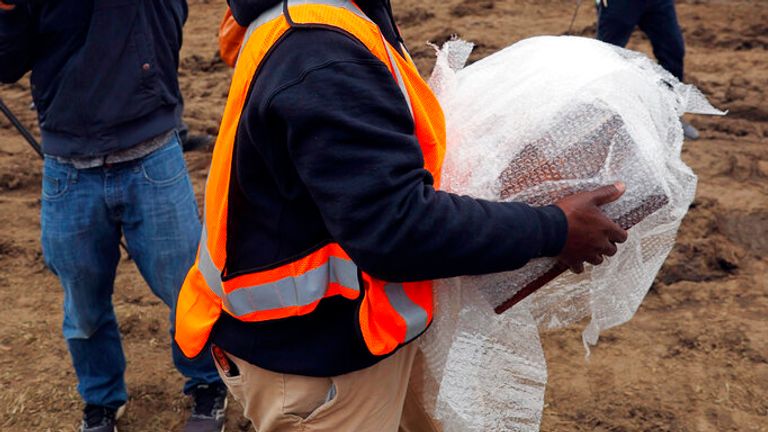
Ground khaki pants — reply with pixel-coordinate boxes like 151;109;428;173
213;343;441;432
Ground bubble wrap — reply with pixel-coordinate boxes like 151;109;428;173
418;36;724;431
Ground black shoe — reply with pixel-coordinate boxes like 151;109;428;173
184;382;228;432
81;404;124;432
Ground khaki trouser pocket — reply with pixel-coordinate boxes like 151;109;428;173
211;345;244;404
282;374;336;421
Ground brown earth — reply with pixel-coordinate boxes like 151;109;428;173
0;0;766;430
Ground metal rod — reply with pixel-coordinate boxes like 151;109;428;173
567;0;584;35
0;97;43;157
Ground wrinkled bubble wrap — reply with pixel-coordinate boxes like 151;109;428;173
418;36;724;432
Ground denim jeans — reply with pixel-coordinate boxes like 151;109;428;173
40;133;221;409
597;0;685;81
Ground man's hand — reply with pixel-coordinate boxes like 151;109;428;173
555;182;628;273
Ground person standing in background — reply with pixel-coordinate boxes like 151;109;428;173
0;1;226;431
596;0;700;140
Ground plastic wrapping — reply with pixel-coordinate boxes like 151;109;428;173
419;36;724;431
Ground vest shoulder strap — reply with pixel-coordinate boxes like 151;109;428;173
242;0;372;51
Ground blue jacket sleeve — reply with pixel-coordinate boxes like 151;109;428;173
0;4;34;83
268;56;568;282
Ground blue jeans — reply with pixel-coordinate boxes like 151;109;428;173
597;0;686;81
40;133;221;409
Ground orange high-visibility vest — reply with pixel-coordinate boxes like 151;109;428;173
175;0;446;360
218;8;246;68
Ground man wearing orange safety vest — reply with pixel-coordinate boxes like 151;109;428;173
175;0;628;430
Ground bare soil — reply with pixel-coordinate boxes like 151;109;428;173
0;0;765;430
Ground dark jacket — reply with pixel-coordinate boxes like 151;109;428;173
0;0;187;157
210;0;570;376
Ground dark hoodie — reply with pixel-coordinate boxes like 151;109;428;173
210;0;569;376
0;0;187;157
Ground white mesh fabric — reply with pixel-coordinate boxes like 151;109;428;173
419;36;724;431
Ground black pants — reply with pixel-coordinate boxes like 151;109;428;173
597;0;685;81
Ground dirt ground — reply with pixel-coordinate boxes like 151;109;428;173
0;0;766;430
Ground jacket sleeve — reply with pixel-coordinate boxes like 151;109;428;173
0;4;34;83
268;56;568;282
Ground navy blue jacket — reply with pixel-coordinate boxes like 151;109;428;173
210;0;569;376
0;0;187;157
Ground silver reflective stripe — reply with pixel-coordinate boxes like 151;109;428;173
226;257;359;317
382;38;415;117
198;227;225;300
197;226;360;317
384;283;429;342
238;1;285;60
